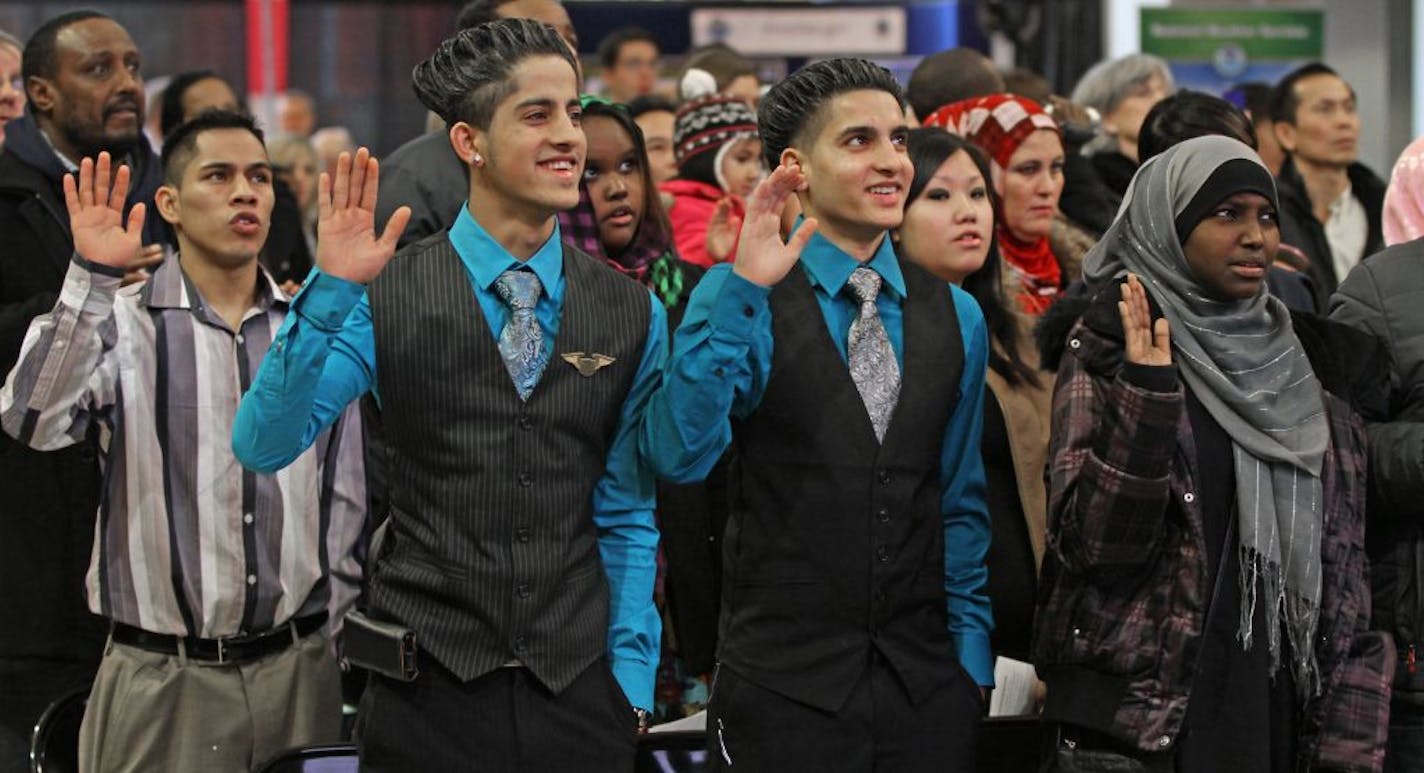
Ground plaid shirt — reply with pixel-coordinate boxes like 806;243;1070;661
1033;292;1392;770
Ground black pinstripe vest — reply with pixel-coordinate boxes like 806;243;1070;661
367;233;649;691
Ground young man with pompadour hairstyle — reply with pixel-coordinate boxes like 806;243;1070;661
640;56;993;771
233;18;664;772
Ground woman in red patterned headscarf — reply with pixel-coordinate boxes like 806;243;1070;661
924;94;1068;316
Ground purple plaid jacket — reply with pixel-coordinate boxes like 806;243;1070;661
1033;289;1393;771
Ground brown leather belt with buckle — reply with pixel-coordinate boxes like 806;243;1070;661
110;611;327;664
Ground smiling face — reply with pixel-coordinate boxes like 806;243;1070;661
582;113;646;255
996;128;1064;243
1181;191;1280;301
471;54;585;221
898;149;994;284
720;136;763;198
157;127;274;268
29;17;145;161
792;88;912;249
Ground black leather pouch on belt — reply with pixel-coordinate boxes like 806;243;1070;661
341;610;419;682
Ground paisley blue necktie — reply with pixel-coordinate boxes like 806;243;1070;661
494;269;547;400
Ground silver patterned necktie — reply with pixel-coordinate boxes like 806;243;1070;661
494;269;547;401
845;266;900;443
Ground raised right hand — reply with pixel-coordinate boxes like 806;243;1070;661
63;153;147;269
732;163;817;287
1119;273;1172;366
315;148;411;285
706;196;741;263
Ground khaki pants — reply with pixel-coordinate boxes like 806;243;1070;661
79;629;342;773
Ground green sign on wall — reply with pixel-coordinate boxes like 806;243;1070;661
1142;8;1323;59
1141;8;1324;94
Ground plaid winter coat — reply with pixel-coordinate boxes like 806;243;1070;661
1032;285;1394;771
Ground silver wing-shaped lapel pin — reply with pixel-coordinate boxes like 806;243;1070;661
561;352;617;377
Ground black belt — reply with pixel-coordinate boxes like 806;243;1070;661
111;611;327;664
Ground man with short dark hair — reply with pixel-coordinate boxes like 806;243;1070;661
641;57;992;771
598;27;658;105
234;19;662;772
374;0;580;249
0;13;167;765
0;109;368;772
628;94;677;184
1270;63;1385;304
905;47;1004;125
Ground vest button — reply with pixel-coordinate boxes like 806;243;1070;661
877;470;892;485
514;636;528;652
876;546;889;563
518;415;533;430
515;527;531;543
876;507;890;523
518;472;532;487
516;583;531;599
875;590;887;604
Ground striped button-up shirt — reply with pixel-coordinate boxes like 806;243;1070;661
0;254;367;639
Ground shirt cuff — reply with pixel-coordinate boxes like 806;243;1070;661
954;631;995;687
610;656;655;713
706;270;770;340
295;269;366;331
1120;362;1178;393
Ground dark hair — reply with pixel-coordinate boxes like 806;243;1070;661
1269;62;1347;126
160;70;230;138
412;18;578;129
1224;82;1273;126
758;57;903;170
21;10;109;82
903;127;1037;386
1138;90;1255;163
678;44;756;95
906;48;1005;121
597;27;656;70
160;109;265;186
581;100;671;252
455;0;517;31
626;93;676;120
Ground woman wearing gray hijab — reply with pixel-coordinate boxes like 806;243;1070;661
1033;135;1391;772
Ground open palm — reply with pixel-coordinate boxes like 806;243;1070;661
731;163;817;287
316;147;412;285
63;152;146;268
1119;273;1172;366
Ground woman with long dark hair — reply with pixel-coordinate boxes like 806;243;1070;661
895;127;1050;670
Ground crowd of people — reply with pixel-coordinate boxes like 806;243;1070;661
0;1;1421;771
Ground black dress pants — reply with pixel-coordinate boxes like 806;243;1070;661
355;656;637;772
707;654;982;772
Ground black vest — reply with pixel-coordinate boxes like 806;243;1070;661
367;235;649;691
721;259;964;711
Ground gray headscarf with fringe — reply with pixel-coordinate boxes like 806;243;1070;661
1084;135;1328;697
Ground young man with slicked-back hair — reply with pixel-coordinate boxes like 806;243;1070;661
641;57;992;771
375;0;580;249
233;19;663;771
1;109;369;772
